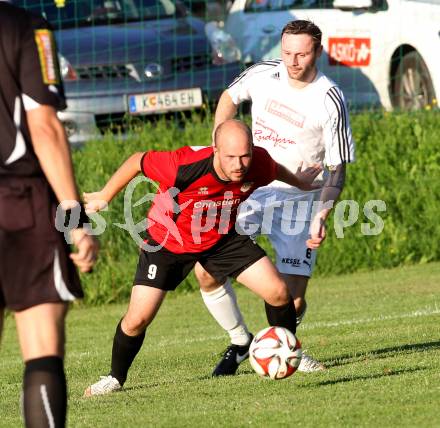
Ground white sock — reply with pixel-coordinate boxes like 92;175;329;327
200;278;250;346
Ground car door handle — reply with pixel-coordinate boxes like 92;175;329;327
262;25;276;34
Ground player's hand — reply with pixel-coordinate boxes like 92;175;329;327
69;228;99;273
294;163;322;191
306;216;326;249
83;191;108;213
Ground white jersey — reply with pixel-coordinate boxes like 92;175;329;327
228;60;355;192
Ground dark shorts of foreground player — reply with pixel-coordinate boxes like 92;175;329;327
0;176;83;311
134;231;266;290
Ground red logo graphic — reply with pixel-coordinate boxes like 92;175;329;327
254;120;296;148
328;37;371;67
265;99;305;128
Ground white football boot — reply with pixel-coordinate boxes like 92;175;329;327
84;375;122;397
297;352;326;373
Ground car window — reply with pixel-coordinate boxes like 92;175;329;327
15;0;180;28
244;0;334;12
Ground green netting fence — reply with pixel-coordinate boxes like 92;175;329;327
16;0;438;147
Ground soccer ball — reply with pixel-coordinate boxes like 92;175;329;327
249;326;302;380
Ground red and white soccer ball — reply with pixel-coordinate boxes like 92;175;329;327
249;326;302;380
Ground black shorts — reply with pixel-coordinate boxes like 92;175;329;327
133;231;266;291
0;176;83;311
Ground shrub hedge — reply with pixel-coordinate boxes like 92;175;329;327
72;111;440;304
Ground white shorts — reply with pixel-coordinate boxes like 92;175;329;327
236;187;320;277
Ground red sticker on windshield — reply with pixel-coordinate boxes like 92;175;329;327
328;38;371;67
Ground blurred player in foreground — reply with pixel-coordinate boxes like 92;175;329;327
0;2;98;426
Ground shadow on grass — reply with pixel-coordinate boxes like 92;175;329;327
324;340;440;368
121;365;427;394
122;367;265;393
113;341;439;394
299;366;427;388
122;373;216;392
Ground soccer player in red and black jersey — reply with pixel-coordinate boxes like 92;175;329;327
83;119;321;396
0;2;98;427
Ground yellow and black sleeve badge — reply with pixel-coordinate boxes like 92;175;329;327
34;29;60;85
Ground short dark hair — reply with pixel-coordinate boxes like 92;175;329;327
281;20;322;51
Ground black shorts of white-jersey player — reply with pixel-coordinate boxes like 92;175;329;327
0;4;98;428
82;119;321;395
195;20;355;375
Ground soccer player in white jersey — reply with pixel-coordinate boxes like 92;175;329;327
194;20;355;375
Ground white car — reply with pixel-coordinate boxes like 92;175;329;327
225;0;440;110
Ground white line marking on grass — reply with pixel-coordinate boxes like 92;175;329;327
153;305;440;347
301;305;440;331
71;305;440;356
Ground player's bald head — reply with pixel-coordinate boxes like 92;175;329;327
212;119;253;182
214;119;253;151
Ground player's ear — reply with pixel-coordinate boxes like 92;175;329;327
316;44;323;58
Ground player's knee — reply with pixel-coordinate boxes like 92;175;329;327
266;283;290;307
122;314;150;336
194;265;219;292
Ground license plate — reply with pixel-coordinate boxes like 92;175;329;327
128;88;202;114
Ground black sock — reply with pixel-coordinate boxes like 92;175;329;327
110;320;146;386
23;356;66;428
265;300;297;334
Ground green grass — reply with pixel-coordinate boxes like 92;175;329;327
1;263;440;427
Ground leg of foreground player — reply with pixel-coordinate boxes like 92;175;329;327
15;303;68;428
84;286;166;397
281;273;325;372
198;273;253;377
281;273;309;323
196;263;251;347
0;308;4;344
236;257;297;334
209;257;298;377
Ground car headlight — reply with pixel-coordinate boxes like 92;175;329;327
58;54;78;81
205;22;241;65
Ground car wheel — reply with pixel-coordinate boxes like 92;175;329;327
392;51;436;110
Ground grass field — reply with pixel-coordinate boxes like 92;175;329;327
1;262;439;427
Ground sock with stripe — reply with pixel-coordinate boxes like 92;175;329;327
23;356;66;428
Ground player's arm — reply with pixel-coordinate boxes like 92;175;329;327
212;90;238;143
306;164;346;250
307;86;354;249
275;163;322;191
27;104;100;271
27;105;98;272
212;64;257;141
27;105;79;207
213;91;239;138
83;152;144;212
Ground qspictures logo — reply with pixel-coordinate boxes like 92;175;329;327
265;99;305;128
55;177;387;250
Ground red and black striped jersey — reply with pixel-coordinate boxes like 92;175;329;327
141;146;278;253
